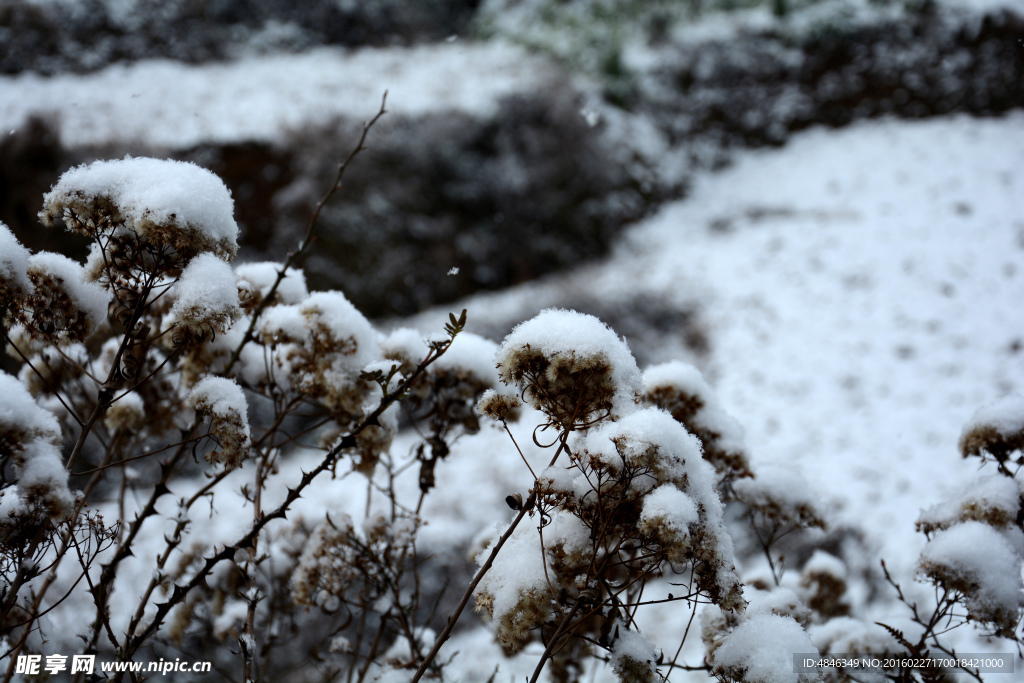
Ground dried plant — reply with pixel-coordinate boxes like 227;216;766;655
1;95;1020;683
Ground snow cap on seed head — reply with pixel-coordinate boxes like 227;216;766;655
41;156;238;261
495;309;641;428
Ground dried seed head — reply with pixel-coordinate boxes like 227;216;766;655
959;394;1024;462
642;361;752;484
478;388;522;422
610;625;659;683
733;466;827;531
41;157;239;261
18;252;109;343
168;253;242;341
189;376;251;470
918;521;1024;635
103;392;146;433
234;261;308;313
496;309;642;428
291;515;359;607
799;551;851;619
916;474;1021;535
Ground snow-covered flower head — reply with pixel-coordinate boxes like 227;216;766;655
642;361;752;484
0;222;31;309
189;376;251;470
577;407;745;610
235;261;308;312
609;625;659;683
496;309;642;429
0;372;75;524
168;253;242;341
477;387;522;422
15;252;109;343
959;394;1024;463
733;466;827;531
712;614;821;683
40;156;239;262
918;521;1024;635
257;290;382;423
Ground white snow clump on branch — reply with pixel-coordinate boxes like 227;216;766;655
496;308;642;424
918;520;1024;632
40;156;239;259
235;261;309;307
0;371;75;519
714;613;820;683
169;252;242;337
0;222;31;302
189;376;251;470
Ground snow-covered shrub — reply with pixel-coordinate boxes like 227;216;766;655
642;360;753;487
2;107;1019;683
0;108;499;679
873;395;1024;667
464;310;749;682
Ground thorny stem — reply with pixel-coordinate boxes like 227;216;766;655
222;92;388;378
66;262;163;470
528;595;588;683
85;445;191;651
114;332;455;676
2;329;83;425
410;431;574;683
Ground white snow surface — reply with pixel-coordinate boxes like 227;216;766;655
0;42;559;149
714;613;819;683
169;253;241;328
43;157;238;255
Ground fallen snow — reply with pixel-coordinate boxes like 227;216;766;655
714;613;819;683
412;112;1024;582
0;42;559;149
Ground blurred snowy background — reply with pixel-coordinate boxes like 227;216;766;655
1;0;1022;679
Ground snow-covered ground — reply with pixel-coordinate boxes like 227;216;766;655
400;111;1024;676
4;22;1022;677
96;111;1024;681
415;112;1024;574
0;42;557;149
